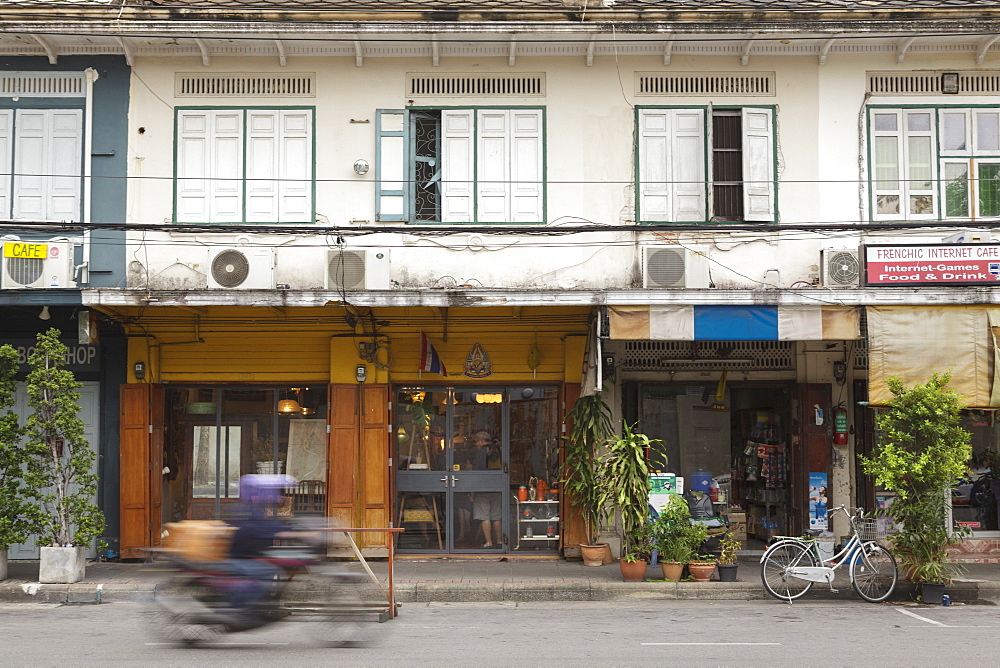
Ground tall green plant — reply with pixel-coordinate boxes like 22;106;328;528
650;494;707;564
0;344;34;551
596;421;658;559
23;329;104;547
560;393;613;545
861;372;972;584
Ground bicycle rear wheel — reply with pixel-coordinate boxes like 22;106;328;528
850;541;897;603
761;541;816;601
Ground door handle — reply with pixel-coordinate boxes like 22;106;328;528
440;477;450;488
450;475;457;487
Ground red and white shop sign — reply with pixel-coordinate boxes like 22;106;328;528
864;244;1000;286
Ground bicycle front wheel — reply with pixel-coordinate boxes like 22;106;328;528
850;541;897;603
761;541;816;601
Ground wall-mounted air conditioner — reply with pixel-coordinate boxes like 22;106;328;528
642;245;710;289
325;249;391;291
207;247;274;289
820;248;861;287
1;240;74;288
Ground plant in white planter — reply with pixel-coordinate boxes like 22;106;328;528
24;329;105;584
0;345;34;580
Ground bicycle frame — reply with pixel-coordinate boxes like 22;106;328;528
760;507;867;587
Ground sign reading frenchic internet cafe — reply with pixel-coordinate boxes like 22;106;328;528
864;244;1000;286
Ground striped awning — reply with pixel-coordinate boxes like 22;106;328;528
608;305;861;341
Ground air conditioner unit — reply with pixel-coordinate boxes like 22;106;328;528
1;240;74;288
207;247;274;289
642;245;710;289
820;248;861;287
325;249;391;291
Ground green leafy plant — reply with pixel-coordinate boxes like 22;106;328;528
0;344;35;551
861;372;972;585
596;421;659;559
560;393;614;546
650;494;708;564
716;532;742;566
23;329;105;547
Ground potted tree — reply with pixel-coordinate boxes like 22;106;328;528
715;532;742;582
861;372;972;603
24;329;105;584
560;393;614;566
0;344;34;581
595;421;659;581
650;494;708;581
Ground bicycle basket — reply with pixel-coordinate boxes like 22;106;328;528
856;517;891;542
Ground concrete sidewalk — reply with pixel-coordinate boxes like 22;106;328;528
1;557;998;605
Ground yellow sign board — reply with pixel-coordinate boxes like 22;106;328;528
3;242;48;259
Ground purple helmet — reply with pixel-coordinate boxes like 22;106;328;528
240;474;297;504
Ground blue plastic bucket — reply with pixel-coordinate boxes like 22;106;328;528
689;469;713;494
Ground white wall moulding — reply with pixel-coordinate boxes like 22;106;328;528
0;72;85;98
407;73;545;98
175;73;316;98
635;72;775;97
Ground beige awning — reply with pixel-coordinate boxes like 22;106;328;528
607;305;860;341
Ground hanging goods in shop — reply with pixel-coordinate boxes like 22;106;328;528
833;405;849;445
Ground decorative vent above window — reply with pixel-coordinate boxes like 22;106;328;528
175;73;315;97
0;72;85;98
867;71;1000;95
407;73;545;97
635;72;774;97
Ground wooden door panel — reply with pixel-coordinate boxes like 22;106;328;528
361;384;389;548
327;384;358;543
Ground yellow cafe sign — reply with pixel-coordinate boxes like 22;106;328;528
3;242;49;259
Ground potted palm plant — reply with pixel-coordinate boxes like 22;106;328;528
650;494;707;581
560;393;614;566
23;330;105;584
595;421;659;581
861;372;972;603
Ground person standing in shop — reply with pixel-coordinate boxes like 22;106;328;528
470;430;502;548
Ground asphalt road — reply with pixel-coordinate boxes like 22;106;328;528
3;599;999;666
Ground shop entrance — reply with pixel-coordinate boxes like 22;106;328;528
394;386;560;553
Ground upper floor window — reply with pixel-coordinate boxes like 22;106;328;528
175;108;313;224
637;107;775;223
870;107;1000;221
376;107;544;223
0;109;82;222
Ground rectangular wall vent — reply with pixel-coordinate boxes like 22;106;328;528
0;72;85;98
176;73;315;97
407;73;545;97
867;71;1000;95
635;72;774;97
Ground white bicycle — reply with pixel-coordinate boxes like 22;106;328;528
760;505;898;603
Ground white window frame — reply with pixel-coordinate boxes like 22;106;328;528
175;107;314;224
637;106;775;224
0;108;83;222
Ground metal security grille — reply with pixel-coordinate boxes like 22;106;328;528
0;72;85;98
407;74;545;97
636;73;774;96
412;110;441;222
176;74;315;97
712;112;743;221
868;71;1000;95
623;340;795;371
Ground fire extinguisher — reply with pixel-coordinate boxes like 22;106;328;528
833;404;849;445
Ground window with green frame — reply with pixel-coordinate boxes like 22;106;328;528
175;108;314;224
869;106;1000;221
375;107;544;223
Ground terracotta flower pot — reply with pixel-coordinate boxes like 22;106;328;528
687;561;716;582
660;561;685;581
580;543;609;567
620;558;648;582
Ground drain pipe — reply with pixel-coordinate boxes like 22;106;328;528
80;67;98;286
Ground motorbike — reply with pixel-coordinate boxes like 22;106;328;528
148;542;389;647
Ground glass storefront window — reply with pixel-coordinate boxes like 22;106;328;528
951;411;1000;533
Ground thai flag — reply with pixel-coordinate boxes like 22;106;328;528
420;331;448;376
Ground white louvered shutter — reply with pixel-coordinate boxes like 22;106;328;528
0;110;13;218
509;109;542;222
13;111;46;220
47;110;82;221
278;110;311;223
741;107;775;222
442;109;474;222
477;110;510;223
246;110;278;222
639;110;671;222
671;110;706;222
176;111;211;222
209;111;243;223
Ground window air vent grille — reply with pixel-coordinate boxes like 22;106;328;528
635;72;775;96
867;71;1000;95
176;74;315;97
407;73;545;97
622;340;795;371
0;72;85;98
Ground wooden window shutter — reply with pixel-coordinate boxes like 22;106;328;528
0;110;12;218
375;109;406;222
327;383;359;532
361;384;390;548
441;109;474;222
741;107;775;222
